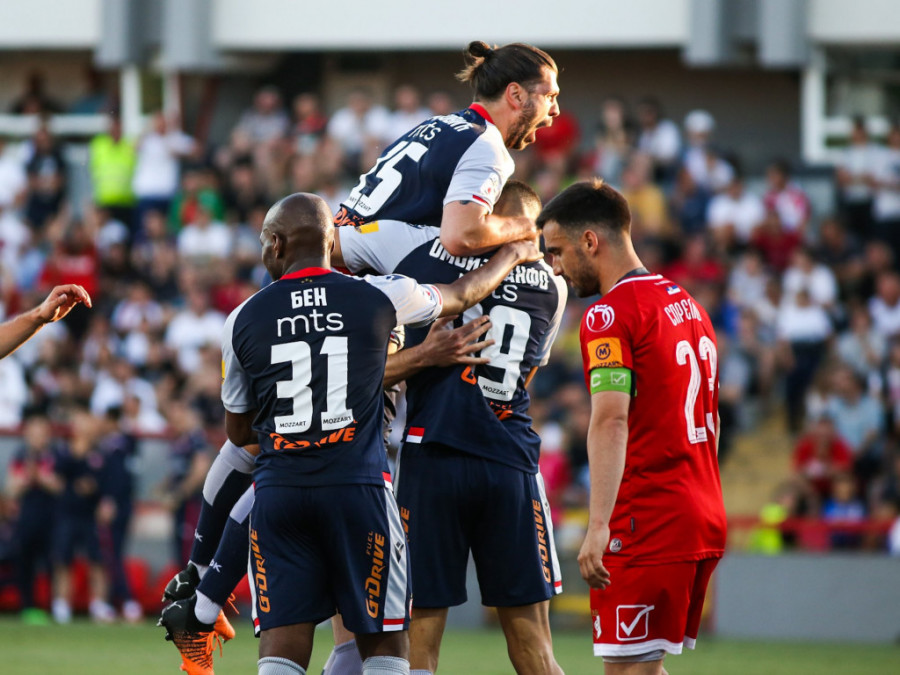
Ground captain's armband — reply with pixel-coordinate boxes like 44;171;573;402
589;367;633;395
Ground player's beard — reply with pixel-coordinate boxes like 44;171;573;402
506;98;541;151
568;252;601;298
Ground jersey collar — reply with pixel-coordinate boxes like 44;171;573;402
280;267;331;281
469;103;495;125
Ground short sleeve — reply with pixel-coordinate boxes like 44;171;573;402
338;220;438;275
443;130;513;211
363;274;442;328
580;300;635;377
221;304;255;413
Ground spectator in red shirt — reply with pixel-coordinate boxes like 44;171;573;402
533;108;580;171
793;414;853;502
39;224;100;340
764;158;812;237
663;233;726;294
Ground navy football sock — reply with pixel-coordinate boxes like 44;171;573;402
195;486;254;609
189;441;255;568
323;639;362;675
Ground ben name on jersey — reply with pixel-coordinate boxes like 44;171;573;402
428;239;551;295
276;288;344;336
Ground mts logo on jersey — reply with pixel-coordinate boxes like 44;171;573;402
587;338;623;369
616;604;655;641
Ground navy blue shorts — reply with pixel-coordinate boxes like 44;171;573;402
395;443;562;608
52;515;102;565
249;482;410;635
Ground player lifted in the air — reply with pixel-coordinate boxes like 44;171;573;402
335;181;568;674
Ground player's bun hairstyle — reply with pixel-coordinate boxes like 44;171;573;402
493;179;542;219
536;179;632;239
456;41;557;101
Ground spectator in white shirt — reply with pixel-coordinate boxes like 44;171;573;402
164;287;225;375
681;109;733;193
385;85;431;146
0;202;31;278
90;356;159;419
836;305;887;381
0;136;27;209
871;123;900;258
636;96;681;183
777;288;833;432
111;281;166;335
327;88;391;176
728;249;771;310
132;112;196;235
835;117;878;238
782;247;838;311
707;164;765;252
869;271;900;340
176;203;232;264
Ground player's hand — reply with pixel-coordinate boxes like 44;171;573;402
420;316;494;368
503;239;543;264
37;284;92;324
578;524;612;590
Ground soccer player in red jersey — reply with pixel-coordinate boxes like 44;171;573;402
538;180;727;674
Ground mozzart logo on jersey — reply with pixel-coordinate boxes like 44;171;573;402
586;304;615;332
587;338;623;369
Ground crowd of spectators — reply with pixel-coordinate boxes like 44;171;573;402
1;77;900;621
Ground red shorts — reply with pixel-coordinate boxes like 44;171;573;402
590;557;719;658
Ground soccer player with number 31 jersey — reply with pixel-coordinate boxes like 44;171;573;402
539;180;727;675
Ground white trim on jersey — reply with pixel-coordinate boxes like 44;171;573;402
535;472;563;595
443;127;514;211
362;274;442;329
594;637;685;658
684;636;697;650
607;274;664;294
533;262;568;367
339;220;439;275
381;486;409;632
221;295;256;413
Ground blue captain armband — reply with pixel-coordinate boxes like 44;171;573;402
589;367;633;395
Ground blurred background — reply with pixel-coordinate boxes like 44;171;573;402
0;0;899;651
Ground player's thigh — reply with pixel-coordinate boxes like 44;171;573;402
250;485;333;632
684;557;720;647
591;561;698;660
471;466;561;607
321;483;411;636
395;444;472;608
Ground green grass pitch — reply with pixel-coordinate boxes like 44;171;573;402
1;617;897;674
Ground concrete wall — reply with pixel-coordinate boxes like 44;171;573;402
211;0;689;51
716;554;900;643
0;0;100;49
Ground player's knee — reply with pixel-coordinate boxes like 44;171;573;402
601;650;666;675
505;632;557;675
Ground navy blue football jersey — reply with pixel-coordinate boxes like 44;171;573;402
221;267;443;488
340;221;567;473
334;105;513;229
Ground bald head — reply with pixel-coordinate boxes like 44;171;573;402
261;193;334;279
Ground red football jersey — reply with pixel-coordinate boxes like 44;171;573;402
579;273;727;566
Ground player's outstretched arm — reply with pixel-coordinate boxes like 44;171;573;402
383;315;493;387
578;390;630;590
0;284;92;360
440;201;539;257
434;239;541;316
